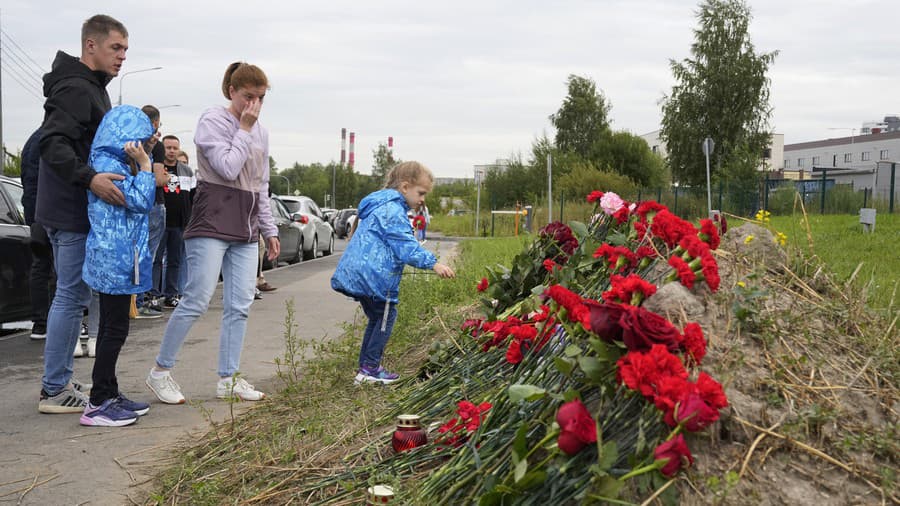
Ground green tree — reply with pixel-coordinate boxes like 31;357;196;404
371;142;399;183
549;75;611;160
596;131;668;187
2;147;21;177
659;0;777;186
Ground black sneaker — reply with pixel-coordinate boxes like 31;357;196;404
30;324;47;340
146;298;163;312
163;296;180;309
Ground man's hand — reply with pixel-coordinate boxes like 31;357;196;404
433;263;455;278
90;173;126;206
266;236;280;261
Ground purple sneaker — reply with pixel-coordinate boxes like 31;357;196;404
354;365;400;385
80;398;138;427
115;394;150;416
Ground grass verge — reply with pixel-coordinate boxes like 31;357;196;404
145;236;528;505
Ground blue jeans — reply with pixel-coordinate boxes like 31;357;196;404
156;237;257;377
153;226;184;299
357;296;398;370
42;228;92;395
141;204;166;304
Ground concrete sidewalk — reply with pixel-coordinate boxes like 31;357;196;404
0;236;457;505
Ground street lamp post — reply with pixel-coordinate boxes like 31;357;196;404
274;175;290;196
117;66;163;105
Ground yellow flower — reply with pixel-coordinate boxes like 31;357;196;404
775;231;787;246
744;234;755;244
737;281;746;288
754;210;771;223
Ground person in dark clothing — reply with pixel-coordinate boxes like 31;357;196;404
36;14;133;417
135;105;167;318
152;135;193;308
20;128;57;340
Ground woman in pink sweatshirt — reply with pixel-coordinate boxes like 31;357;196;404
146;62;280;404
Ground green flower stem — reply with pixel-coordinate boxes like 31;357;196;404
616;460;664;481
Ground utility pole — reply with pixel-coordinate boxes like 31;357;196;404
547;154;552;223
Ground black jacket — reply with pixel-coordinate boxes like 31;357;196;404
36;51;112;233
20;127;42;225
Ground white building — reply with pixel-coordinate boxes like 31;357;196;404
783;131;900;192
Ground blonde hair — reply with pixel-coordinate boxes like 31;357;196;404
384;161;433;190
221;62;269;100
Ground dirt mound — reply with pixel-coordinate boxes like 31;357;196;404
673;224;898;505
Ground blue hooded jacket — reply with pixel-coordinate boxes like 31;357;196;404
82;105;156;295
331;188;437;303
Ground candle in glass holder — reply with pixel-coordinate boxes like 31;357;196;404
391;414;427;452
366;484;394;504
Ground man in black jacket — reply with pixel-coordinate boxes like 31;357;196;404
36;14;131;414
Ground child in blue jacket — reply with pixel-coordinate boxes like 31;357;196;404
331;161;455;384
80;105;156;426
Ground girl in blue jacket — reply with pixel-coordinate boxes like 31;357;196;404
331;161;455;384
80;105;156;426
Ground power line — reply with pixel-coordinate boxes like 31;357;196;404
1;41;44;82
0;28;46;75
1;46;43;87
0;61;43;101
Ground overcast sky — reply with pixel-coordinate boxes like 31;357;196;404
1;0;897;179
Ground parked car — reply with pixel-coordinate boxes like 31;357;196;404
275;195;335;261
321;207;337;224
264;196;304;268
333;208;357;238
0;176;31;324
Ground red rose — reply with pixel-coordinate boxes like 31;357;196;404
477;277;489;292
556;399;597;455
654;434;694;477
585;300;627;343
543;258;558;272
619;305;682;353
673;392;720;431
680;322;706;365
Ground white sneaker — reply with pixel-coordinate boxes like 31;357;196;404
73;341;84;358
146;369;186;404
216;377;266;401
86;337;97;358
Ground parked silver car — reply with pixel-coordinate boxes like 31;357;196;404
275;195;335;261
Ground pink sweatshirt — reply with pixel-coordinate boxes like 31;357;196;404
184;106;278;242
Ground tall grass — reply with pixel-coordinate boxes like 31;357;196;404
768;212;900;311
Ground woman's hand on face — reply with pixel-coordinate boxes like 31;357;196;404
240;98;261;132
124;141;151;170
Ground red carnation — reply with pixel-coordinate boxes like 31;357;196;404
586;190;605;203
505;339;524;364
695;372;728;410
543;258;558;272
650;210;698;248
555;399;597;455
654;434;694;477
412;214;426;230
681;322;706;365
699;218;720;250
668;255;696;289
477;277;489;292
700;253;720;292
635;201;667;221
